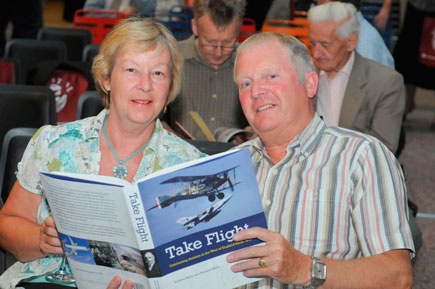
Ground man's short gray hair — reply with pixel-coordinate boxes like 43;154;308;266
194;0;246;27
235;32;316;85
308;2;359;39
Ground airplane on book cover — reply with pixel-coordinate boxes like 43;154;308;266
148;166;239;210
177;195;233;229
64;235;90;256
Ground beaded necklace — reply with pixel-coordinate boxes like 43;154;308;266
103;116;151;179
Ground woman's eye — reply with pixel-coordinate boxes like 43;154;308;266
126;68;135;73
269;74;277;79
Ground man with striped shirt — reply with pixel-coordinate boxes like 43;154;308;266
227;32;414;289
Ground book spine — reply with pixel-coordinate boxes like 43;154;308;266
124;186;155;251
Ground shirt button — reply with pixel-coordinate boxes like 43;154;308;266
210;117;216;122
212;93;217;99
264;199;271;207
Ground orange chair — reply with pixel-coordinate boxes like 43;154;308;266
73;9;127;44
261;19;311;54
238;18;256;43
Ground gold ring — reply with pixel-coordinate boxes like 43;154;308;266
258;258;266;267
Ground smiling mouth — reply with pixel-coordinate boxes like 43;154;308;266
133;100;151;104
257;104;277;112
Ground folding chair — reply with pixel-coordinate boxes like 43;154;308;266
75;90;104;120
0;84;56;160
239;18;256;43
0;127;37;204
0;127;36;275
261;19;311;53
0;58;20;84
82;43;100;63
141;12;193;41
37;27;92;61
73;9;127;44
4;39;67;84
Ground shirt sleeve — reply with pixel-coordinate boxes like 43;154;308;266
350;139;415;257
16;125;52;195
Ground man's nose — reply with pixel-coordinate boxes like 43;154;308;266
251;81;265;98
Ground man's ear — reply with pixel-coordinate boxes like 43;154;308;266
305;71;319;99
191;18;198;36
346;34;358;52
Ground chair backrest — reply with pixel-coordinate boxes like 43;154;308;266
82;43;100;63
141;12;193;41
76;90;104;120
239;18;257;43
186;140;235;155
0;127;37;204
4;39;67;84
37;27;92;61
0;84;56;159
73;9;127;44
0;58;20;84
0;127;36;275
261;19;311;53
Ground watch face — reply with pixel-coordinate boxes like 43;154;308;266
313;261;327;279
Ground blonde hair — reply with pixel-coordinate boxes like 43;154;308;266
92;17;183;108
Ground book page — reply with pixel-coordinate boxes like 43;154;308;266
41;173;151;289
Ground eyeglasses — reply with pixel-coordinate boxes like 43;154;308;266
200;43;236;52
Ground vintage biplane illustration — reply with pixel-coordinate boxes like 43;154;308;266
177;195;233;229
148;166;239;210
64;235;90;256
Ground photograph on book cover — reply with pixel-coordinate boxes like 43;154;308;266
138;149;266;276
59;232;147;276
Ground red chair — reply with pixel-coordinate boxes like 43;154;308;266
73;9;127;45
261;19;311;54
238;18;256;43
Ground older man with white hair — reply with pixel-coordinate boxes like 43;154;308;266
308;2;405;155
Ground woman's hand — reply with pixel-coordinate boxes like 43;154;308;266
107;276;134;289
39;216;63;256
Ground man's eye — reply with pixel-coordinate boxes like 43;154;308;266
240;81;251;89
126;68;135;72
269;74;277;79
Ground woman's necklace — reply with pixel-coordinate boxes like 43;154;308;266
103;116;151;179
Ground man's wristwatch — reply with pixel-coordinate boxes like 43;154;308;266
303;257;327;289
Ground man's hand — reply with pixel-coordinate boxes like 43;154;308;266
39;216;63;256
107;276;134;289
226;227;312;286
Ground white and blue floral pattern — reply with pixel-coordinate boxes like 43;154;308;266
0;110;205;288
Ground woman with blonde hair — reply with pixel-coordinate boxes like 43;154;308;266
0;18;204;289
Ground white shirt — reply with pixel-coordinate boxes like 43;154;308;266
316;51;355;126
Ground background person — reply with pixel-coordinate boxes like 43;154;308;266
166;0;248;141
308;1;405;154
0;18;204;289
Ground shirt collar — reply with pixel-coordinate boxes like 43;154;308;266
249;113;326;162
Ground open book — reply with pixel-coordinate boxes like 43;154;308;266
40;148;267;289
